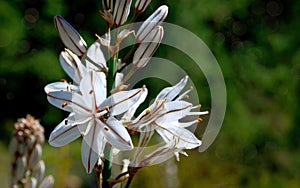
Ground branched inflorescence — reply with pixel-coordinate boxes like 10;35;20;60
44;0;208;187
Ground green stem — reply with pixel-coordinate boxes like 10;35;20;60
102;145;113;188
102;30;119;187
107;51;119;95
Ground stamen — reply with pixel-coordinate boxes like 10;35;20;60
175;86;193;101
191;104;202;110
198;118;203;123
80;131;85;136
145;109;151;114
104;126;110;131
89;90;94;94
105;106;110;111
62;102;68;108
187;111;209;116
60;78;67;82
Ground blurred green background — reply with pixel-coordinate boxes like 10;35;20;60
1;0;299;187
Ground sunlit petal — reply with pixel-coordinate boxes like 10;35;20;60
98;117;133;150
156;124;201;149
49;114;82;147
44;81;79;93
60;49;86;83
156;101;192;124
85;41;108;72
81;138;100;173
47;91;73;112
156;76;188;101
101;88;146;115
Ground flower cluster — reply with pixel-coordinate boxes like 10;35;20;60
44;0;208;186
9;115;54;188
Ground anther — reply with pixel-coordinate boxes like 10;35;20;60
198;118;203;123
145;109;151;114
105;106;109;111
80;131;85;136
104;126;109;131
64;119;68;125
89;90;94;94
60;78;67;82
62;102;68;108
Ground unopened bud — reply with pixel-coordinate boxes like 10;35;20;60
39;175;55;188
32;160;45;183
135;0;152;13
113;0;132;26
59;49;84;83
136;5;168;42
15;156;26;182
102;0;113;11
133;26;164;68
54;15;87;56
26;177;37;188
29;144;42;170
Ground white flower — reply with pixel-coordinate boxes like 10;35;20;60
46;70;147;173
128;76;208;153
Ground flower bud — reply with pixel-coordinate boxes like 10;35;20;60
113;0;132;26
59;49;85;83
102;0;113;11
133;26;164;68
54;15;87;56
135;0;152;13
39;175;55;188
136;5;168;42
32;160;45;183
26;177;37;188
29;144;42;170
15;156;26;181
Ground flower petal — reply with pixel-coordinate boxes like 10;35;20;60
47;91;73;112
101;88;146;115
44;81;79;93
81;120;105;173
60;49;86;83
85;41;108;72
98;117;133;150
54;15;87;56
122;87;148;121
156;124;201;149
80;71;107;107
156;101;192;124
156;76;188;101
49;114;82;147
